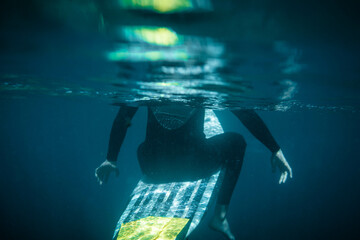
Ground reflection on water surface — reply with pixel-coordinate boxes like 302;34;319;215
0;0;359;111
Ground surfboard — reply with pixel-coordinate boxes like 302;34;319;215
112;109;224;240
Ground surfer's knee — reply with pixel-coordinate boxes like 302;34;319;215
224;132;246;150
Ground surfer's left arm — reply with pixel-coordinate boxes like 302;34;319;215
231;109;293;183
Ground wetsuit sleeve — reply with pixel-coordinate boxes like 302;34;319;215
231;110;280;153
106;106;138;162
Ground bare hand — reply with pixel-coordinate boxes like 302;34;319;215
95;160;119;185
271;149;293;184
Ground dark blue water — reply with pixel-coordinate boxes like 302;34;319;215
1;97;359;239
1;1;360;239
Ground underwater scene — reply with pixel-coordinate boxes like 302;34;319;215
0;0;359;239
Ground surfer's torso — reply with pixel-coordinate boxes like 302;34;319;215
146;105;205;143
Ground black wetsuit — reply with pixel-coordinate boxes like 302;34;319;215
107;106;279;205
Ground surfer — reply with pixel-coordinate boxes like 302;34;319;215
95;105;292;240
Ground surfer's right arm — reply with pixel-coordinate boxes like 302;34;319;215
95;106;138;185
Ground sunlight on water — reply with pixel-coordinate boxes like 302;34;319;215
121;26;182;46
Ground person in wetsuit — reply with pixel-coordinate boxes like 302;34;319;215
95;105;292;240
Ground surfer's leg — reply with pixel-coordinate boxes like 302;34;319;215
217;136;245;205
207;132;246;240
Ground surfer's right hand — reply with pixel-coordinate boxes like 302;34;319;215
95;160;119;185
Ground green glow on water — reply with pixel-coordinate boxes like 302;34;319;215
107;49;189;61
122;26;182;46
119;0;193;13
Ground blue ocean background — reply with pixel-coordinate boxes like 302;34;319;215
1;1;360;239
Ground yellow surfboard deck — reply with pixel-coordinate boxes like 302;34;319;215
117;216;189;240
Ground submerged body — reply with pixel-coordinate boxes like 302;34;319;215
96;104;292;239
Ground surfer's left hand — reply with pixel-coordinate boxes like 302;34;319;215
95;160;119;185
271;149;293;184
